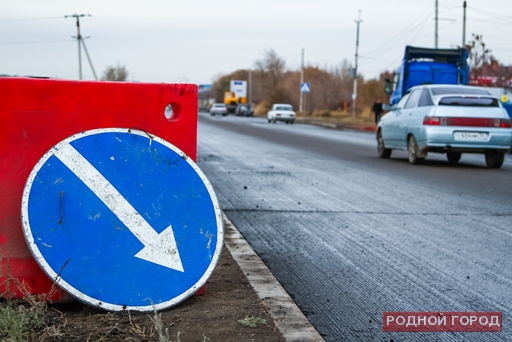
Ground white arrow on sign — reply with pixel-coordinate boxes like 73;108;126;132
53;143;184;272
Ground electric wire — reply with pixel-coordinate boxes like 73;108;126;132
361;9;433;58
0;16;63;23
467;6;512;22
0;39;74;45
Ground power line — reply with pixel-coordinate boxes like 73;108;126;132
466;15;512;25
467;6;512;22
408;12;434;46
0;16;63;23
0;39;73;45
358;55;396;62
359;19;456;75
361;9;433;58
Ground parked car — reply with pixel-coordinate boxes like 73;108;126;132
210;103;228;116
377;84;512;168
267;104;295;124
235;104;254;116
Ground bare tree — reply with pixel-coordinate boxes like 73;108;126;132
101;64;129;81
254;49;287;104
466;34;491;75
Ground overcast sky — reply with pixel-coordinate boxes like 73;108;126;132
2;0;511;84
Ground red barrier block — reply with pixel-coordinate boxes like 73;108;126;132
0;77;197;300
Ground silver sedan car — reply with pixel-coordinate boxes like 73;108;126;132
377;85;512;168
209;103;228;116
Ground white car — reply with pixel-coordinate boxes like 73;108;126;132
377;84;512;168
210;103;228;116
267;104;296;124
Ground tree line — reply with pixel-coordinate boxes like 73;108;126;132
210;35;511;116
210;49;389;116
100;35;509;114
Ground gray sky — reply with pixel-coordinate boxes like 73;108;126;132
2;0;511;84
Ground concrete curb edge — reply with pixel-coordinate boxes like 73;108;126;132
223;213;324;342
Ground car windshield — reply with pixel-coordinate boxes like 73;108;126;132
213;104;224;107
430;87;490;96
276;106;292;111
438;97;500;107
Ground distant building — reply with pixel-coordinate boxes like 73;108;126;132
469;59;512;88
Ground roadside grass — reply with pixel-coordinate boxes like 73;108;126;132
0;281;203;342
0;255;68;341
294;109;377;130
0;279;52;342
304;108;375;122
255;107;377;129
0;299;46;341
151;310;173;342
238;315;267;328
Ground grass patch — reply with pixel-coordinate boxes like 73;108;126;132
238;315;267;328
0;261;62;341
0;300;45;341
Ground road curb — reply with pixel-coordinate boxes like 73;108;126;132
223;214;324;342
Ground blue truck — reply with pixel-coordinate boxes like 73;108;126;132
385;46;470;105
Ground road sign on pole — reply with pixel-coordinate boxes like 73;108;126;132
300;82;311;93
21;128;223;311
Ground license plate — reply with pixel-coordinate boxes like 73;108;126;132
453;132;489;141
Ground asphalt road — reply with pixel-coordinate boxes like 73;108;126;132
196;112;512;341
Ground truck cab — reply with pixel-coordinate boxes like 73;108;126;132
224;91;246;114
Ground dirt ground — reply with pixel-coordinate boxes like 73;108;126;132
26;246;286;342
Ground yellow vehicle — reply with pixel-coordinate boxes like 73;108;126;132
224;91;247;113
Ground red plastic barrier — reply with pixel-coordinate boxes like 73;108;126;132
0;77;198;300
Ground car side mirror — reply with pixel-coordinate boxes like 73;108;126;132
382;104;393;111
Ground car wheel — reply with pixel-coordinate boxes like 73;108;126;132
272;118;277;124
485;151;505;168
290;120;295;124
407;135;424;165
268;118;271;123
446;152;461;163
210;113;215;116
377;130;392;159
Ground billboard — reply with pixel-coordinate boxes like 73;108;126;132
230;80;247;98
198;84;212;93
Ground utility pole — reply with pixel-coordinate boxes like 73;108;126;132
462;1;467;47
352;10;362;117
435;0;439;48
299;48;304;113
65;14;97;80
248;69;253;106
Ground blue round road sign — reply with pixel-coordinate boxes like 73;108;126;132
21;128;223;311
